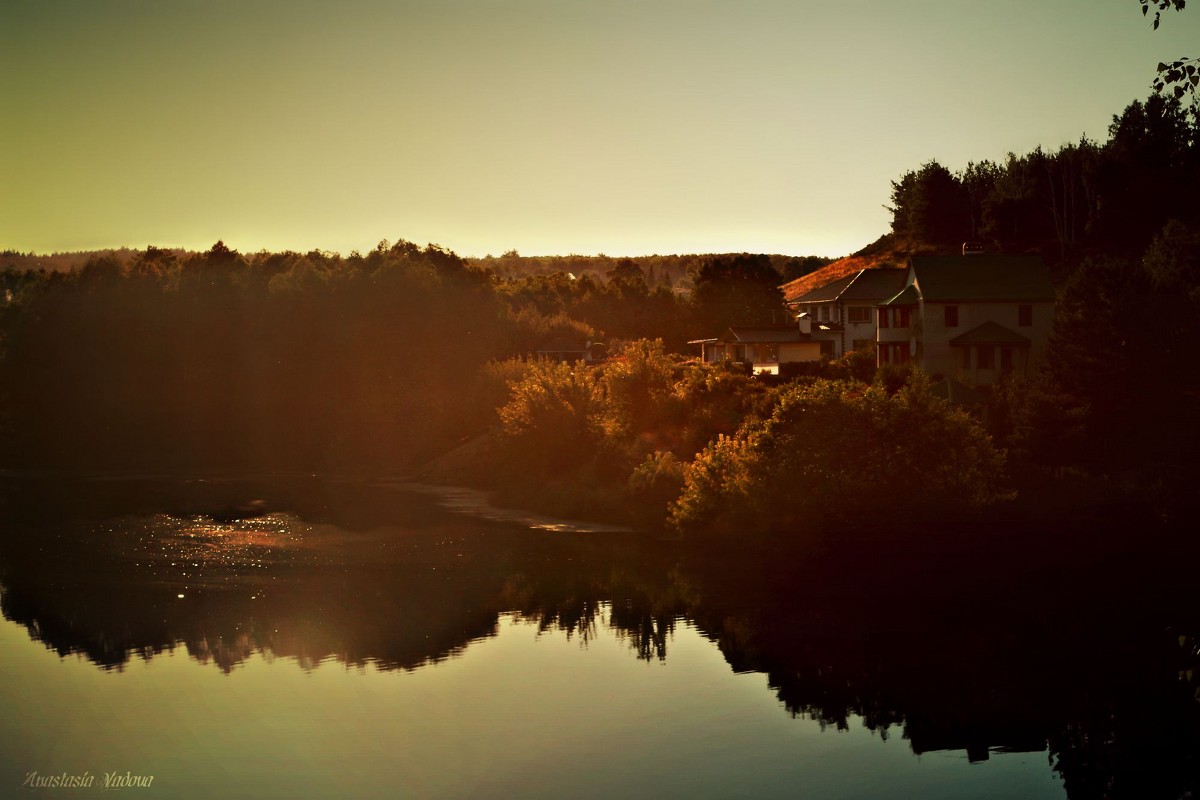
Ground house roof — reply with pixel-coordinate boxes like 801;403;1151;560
723;326;815;344
909;255;1055;302
949;321;1031;346
788;268;908;305
881;284;920;306
931;378;989;405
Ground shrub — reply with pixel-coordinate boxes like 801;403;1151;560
496;360;604;475
671;376;1008;541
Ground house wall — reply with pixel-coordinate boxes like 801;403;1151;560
842;304;877;354
920;300;1054;381
779;342;822;363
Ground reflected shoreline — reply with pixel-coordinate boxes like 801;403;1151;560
2;475;1199;798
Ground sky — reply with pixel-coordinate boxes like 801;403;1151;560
2;0;1197;259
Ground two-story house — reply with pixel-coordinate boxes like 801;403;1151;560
876;254;1055;385
785;269;908;358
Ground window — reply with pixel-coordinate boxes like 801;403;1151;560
761;343;779;363
819;340;835;357
848;306;872;324
1000;346;1013;372
1018;304;1033;327
944;305;959;328
878;307;889;328
896;344;910;364
978;345;994;369
818;305;827;321
895;307;911;328
879;346;890;365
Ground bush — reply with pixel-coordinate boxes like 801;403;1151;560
496;361;604;475
671;376;1008;541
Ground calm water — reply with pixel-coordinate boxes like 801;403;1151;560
1;477;1196;799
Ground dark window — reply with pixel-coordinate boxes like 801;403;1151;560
896;307;911;328
978;345;994;369
1018;304;1032;327
1000;346;1013;371
848;306;872;324
819;340;835;357
897;344;910;364
878;307;889;328
879;345;890;364
945;305;959;328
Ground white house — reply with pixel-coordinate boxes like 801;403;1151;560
877;254;1055;385
784;269;908;358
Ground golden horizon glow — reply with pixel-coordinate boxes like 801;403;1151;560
3;0;1198;259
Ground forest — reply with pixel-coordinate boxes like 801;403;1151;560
1;91;1198;542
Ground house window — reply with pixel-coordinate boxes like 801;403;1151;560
945;305;959;328
896;344;910;364
978;345;994;369
1000;346;1013;372
761;344;779;363
848;306;871;324
1018;304;1033;327
819;340;835;357
878;307;889;328
895;307;911;328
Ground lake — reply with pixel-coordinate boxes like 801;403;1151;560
1;476;1196;799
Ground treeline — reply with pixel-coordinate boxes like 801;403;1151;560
465;251;832;285
889;94;1198;266
0;242;816;475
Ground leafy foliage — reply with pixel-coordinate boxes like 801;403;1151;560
671;377;1008;539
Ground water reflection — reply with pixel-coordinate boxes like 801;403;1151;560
1;476;1199;798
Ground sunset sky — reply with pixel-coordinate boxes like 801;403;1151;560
3;0;1196;258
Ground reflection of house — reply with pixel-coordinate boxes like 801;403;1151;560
689;326;822;375
877;254;1055;385
784;269;907;358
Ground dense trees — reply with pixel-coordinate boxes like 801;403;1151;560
671;378;1007;539
886;94;1199;264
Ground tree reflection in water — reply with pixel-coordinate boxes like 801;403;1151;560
1;475;1198;798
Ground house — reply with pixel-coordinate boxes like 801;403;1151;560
689;325;822;375
877;254;1055;385
535;337;605;363
784;269;908;358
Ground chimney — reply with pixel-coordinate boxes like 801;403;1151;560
796;313;812;335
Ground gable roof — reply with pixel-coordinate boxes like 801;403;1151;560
724;326;814;344
787;268;908;305
909;255;1055;303
949;321;1031;346
881;284;920;306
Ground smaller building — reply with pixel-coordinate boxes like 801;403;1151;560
689;326;822;375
